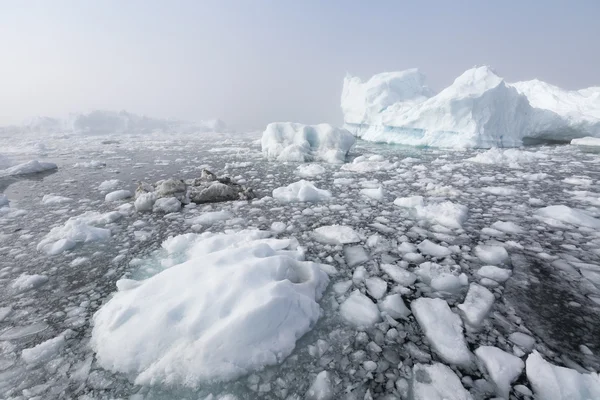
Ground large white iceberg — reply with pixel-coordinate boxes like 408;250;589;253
91;230;330;386
261;122;355;163
342;66;600;148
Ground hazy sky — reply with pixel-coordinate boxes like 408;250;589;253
1;0;599;129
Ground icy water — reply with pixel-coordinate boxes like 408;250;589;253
1;132;599;399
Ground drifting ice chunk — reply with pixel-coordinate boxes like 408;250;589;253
105;190;133;202
37;211;120;254
458;284;495;328
296;164;326;177
305;371;334;400
476;265;512;283
98;179;122;192
340;155;397;172
12;274;49;292
418;239;452;258
92;230;330;386
22;332;67;365
508;332;535;351
365;277;387;299
360;186;385;201
481;186;518;196
474;245;509;265
526;350;600;400
153;197;181;213
491;221;524;234
411;297;472;367
187;211;233;226
339;290;381;327
415;201;469;229
572;137;600;147
411;363;473;400
381;263;417;286
378;293;411;319
475;346;524;399
344;246;369;267
261;122;355;163
313;225;360;245
467;148;548;167
393;195;424;208
134;192;156;211
41;194;72;205
535;205;600;229
0;160;57;176
273;180;332;202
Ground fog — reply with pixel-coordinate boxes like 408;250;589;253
1;0;599;130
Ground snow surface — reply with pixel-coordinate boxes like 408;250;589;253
261;122;355;163
342;66;600;148
92;230;330;386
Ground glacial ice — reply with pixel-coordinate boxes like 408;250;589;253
0;160;57;177
411;363;473;400
261;122;355;163
342;66;600;148
474;346;524;398
273;180;332;203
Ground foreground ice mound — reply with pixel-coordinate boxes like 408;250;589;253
91;230;330;386
572;137;600;147
261;122;355;163
342;66;600;147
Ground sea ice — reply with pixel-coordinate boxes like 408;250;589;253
296;164;326;177
535;205;600;229
0;160;57;176
526;351;600;400
37;211;121;255
474;346;524;398
272;180;332;203
476;265;512;283
105;189;133;202
313;225;360;245
474;245;509;265
152;197;182;213
572;137;600;147
411;363;473;400
378;293;411;319
41;194;72;205
417;239;452;258
411;297;472;366
92;230;330;386
458;283;495;328
339;290;381;327
11;274;49;292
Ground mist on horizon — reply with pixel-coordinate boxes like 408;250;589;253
1;0;599;131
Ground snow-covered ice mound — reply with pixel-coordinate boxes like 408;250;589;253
342;66;600;148
261;122;355;163
91;230;330;386
0;160;57;177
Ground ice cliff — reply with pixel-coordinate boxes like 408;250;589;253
342;66;600;148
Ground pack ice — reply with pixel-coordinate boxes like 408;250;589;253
342;65;600;147
91;230;330;386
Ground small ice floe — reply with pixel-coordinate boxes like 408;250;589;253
273;180;331;202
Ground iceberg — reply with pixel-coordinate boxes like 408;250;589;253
342;66;600;148
261;122;355;163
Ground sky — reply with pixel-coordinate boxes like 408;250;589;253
1;0;599;130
